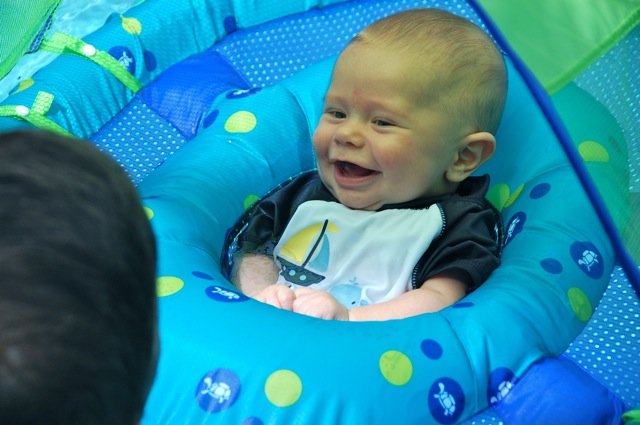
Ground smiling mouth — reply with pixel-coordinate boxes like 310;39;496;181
336;161;377;178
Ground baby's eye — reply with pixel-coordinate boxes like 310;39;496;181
374;119;393;127
331;111;346;119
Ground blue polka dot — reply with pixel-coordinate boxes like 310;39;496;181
421;339;443;360
487;368;517;405
504;211;526;246
143;50;157;71
223;16;238;33
452;302;474;309
193;271;215;280
226;87;262;99
205;285;249;302
570;241;604;279
530;183;550;199
195;368;241;413
428;378;465;423
540;258;563;274
241;418;264;425
108;46;136;74
203;109;219;128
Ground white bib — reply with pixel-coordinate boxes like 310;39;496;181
273;200;443;308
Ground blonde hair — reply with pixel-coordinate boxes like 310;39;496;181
350;8;508;134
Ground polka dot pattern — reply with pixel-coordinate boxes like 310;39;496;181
379;350;413;386
156;276;184;297
11;78;34;94
578;140;609;162
568;287;594;322
540;258;563;274
120;15;142;35
486;183;510;211
421;339;443;360
487;368;517;406
108;45;136;74
428;378;465;423
530;182;550;199
214;0;490;88
143;206;154;220
566;266;640;408
223;16;238;33
264;370;302;407
224;110;257;133
195;369;241;413
90;98;187;184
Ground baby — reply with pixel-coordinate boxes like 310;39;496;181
225;8;507;321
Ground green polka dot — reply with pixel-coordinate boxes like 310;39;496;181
504;183;524;208
578;140;609;162
568;287;593;321
379;350;412;386
265;370;302;407
12;78;34;94
156;276;184;297
144;206;154;220
243;194;260;210
487;183;510;212
224;111;257;133
121;15;142;34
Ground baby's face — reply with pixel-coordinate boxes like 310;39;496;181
312;42;466;210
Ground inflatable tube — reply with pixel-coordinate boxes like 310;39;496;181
132;3;622;424
0;0;631;423
136;57;618;425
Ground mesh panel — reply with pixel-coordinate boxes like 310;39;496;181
90;98;187;184
28;9;57;52
574;26;640;192
565;265;640;407
214;0;490;88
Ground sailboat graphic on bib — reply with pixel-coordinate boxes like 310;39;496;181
276;219;339;286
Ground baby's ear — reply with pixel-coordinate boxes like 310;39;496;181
445;132;496;183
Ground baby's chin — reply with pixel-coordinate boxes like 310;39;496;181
333;193;384;211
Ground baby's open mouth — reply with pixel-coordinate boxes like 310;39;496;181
336;161;377;178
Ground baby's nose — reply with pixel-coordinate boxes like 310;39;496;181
334;121;365;147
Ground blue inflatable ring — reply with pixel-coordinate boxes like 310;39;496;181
0;0;628;423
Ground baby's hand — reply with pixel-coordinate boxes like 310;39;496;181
292;287;349;321
254;284;296;311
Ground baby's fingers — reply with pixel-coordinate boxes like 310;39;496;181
275;286;295;311
293;288;349;321
256;284;295;311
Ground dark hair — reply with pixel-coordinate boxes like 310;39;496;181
0;130;157;425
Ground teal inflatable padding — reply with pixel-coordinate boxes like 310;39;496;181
0;0;347;137
137;48;614;424
552;82;631;235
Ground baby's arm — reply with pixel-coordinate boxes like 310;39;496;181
348;275;466;321
293;274;466;321
231;254;295;310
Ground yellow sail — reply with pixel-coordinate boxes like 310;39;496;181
280;222;338;264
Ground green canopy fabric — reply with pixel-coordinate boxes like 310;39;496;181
478;0;640;93
0;0;61;80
